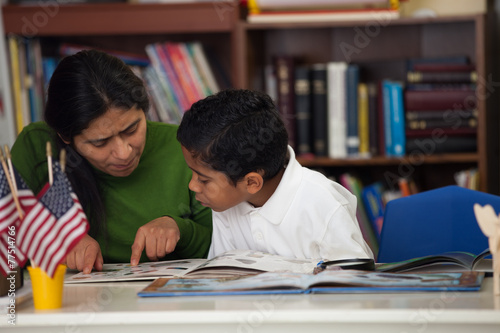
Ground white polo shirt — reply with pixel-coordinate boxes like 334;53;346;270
208;146;374;261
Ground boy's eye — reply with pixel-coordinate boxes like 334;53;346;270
198;178;209;184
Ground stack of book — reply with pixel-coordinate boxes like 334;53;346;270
404;57;478;154
145;41;221;124
247;0;400;23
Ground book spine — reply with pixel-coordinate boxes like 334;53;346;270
406;109;477;121
405;127;477;137
188;42;220;94
406;118;477;130
165;42;202;106
406;136;477;154
407;71;477;84
274;55;296;150
382;80;393;157
389;81;405;157
145;44;182;121
8;36;25;134
294;65;313;157
367;82;379;156
326;62;347;159
177;42;210;98
404;89;476;111
154;43;191;113
345;64;359;157
361;182;385;238
310;64;328;157
357;82;370;157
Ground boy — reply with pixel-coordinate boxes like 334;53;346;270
177;89;373;261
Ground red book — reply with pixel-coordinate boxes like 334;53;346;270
274;55;296;150
405;127;477;138
404;89;476;111
412;63;476;72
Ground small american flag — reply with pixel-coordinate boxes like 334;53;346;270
17;161;89;277
0;166;36;276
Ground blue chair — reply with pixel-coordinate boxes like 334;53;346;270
377;185;500;263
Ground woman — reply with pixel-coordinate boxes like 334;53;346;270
11;50;212;274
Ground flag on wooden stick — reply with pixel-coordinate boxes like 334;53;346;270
17;161;89;277
0;158;36;276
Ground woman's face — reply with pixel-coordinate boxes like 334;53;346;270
71;106;147;177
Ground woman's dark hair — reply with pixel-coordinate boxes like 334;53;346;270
44;49;150;236
177;89;288;185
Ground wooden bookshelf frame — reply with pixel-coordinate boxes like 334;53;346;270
2;5;497;193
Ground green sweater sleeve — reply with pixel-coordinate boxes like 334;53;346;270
170;189;212;258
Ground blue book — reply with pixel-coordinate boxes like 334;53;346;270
345;64;359;156
381;80;393;156
389;81;405;157
361;182;385;239
138;270;484;296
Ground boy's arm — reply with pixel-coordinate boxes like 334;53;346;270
320;205;374;261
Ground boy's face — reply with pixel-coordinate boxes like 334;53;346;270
181;147;251;212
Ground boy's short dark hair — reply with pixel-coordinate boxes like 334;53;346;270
177;89;289;185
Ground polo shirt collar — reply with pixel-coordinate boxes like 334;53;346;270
247;146;302;225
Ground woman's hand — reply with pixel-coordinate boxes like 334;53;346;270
130;216;181;266
63;234;103;274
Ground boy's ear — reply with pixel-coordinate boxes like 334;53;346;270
244;172;264;194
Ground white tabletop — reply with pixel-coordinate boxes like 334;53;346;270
2;277;499;333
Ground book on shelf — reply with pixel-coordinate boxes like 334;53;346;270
381;79;405;157
361;181;385;238
138;270;484;297
249;0;396;11
294;65;314;158
326;61;347;159
404;89;476;113
406;109;477;121
247;0;400;24
357;82;370;157
310;64;328;157
406;117;477;131
345;64;360;157
247;7;400;24
407;71;477;84
65;249;318;283
274;55;296;150
0;7;17;147
367;82;379;156
406;136;477;154
377;249;492;273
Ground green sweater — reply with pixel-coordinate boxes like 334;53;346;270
11;121;212;263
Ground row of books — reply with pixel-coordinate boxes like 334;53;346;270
267;54;478;159
6;36;45;135
403;56;478;156
4;37;228;136
246;0;401;23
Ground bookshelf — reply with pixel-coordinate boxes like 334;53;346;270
235;14;498;194
2;3;498;194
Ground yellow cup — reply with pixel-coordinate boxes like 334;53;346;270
27;264;66;310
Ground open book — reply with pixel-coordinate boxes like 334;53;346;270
65;250;318;283
376;249;492;273
137;270;484;297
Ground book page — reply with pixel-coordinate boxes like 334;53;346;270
183;250;318;278
65;259;206;283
